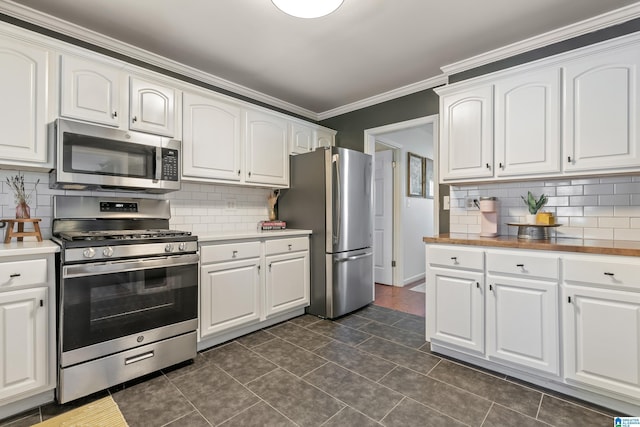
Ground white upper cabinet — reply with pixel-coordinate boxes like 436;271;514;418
60;54;122;127
437;32;640;183
59;54;178;137
563;42;640;173
245;109;289;186
439;85;494;181
182;91;242;182
0;35;51;167
316;128;335;149
129;76;177;137
290;122;314;154
494;67;561;177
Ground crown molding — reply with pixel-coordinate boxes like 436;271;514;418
0;0;319;120
317;74;447;120
441;2;640;76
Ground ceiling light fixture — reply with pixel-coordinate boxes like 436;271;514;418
272;0;344;18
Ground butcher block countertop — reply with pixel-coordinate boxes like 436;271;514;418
424;233;640;257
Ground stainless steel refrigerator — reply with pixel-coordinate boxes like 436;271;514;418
278;147;373;319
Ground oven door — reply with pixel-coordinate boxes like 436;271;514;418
60;253;198;367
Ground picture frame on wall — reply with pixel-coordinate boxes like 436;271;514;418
407;152;426;198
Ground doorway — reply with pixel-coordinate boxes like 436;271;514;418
364;115;439;296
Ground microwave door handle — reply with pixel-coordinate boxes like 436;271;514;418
154;147;162;181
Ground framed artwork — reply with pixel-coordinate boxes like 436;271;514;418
407;152;426;198
425;158;434;199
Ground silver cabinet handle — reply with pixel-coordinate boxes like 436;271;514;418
335;252;372;263
288;244;292;251
232;250;238;258
132;116;138;123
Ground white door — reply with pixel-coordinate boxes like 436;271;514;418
199;259;261;339
129;76;176;137
244;109;289;186
374;149;393;285
60;54;123;127
0;287;48;401
486;275;559;375
563;285;640;399
265;251;310;317
427;267;484;353
182;91;242;182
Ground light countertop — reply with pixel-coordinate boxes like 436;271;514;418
197;229;312;243
0;240;60;257
424;233;640;257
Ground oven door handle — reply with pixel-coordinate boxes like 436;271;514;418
63;254;199;278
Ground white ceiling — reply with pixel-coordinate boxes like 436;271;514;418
3;0;640;118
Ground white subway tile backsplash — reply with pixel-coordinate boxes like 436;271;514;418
598;194;630;206
449;174;640;242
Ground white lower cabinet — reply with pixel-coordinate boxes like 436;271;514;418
0;287;48;402
563;254;640;401
0;252;56;410
200;257;261;337
427;266;484;354
486;250;559;375
486;276;558;374
426;243;640;413
265;238;310;318
198;235;310;346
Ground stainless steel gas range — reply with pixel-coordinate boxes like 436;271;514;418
51;195;199;403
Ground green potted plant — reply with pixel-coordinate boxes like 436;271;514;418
521;191;548;224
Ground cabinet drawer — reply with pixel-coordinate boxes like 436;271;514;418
426;246;483;271
265;237;309;255
200;242;261;264
0;258;48;289
487;250;558;280
564;255;640;290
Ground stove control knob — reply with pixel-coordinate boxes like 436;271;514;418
178;242;186;251
165;244;174;253
83;248;96;258
103;247;114;257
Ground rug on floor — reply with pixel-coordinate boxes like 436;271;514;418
33;396;128;427
409;282;426;293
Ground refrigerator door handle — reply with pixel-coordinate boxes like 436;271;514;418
335;252;372;262
332;153;341;246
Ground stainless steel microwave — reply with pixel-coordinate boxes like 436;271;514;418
49;119;181;193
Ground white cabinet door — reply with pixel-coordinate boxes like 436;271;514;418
439;85;494;181
316;129;335;149
486;275;558;375
129;76;177;137
427;267;484;354
494;67;561;177
290;122;314;154
182;92;242;182
245;109;289;186
563;44;640;172
0;287;47;402
265;251;310;317
200;258;261;339
0;37;50;165
60;54;123;127
563;285;640;400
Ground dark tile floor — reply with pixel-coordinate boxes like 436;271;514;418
1;305;623;427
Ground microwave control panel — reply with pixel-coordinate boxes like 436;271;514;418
161;148;179;181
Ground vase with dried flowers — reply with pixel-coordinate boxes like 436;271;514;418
6;173;39;219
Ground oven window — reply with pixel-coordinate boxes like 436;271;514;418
63;132;154;178
62;263;197;352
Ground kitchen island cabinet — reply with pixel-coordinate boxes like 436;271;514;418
425;235;640;415
197;230;311;350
